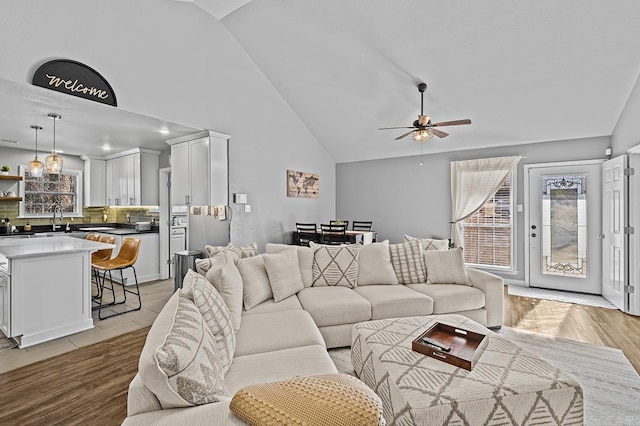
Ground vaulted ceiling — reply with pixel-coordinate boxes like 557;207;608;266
200;0;640;163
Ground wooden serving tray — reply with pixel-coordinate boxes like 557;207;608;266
411;322;488;371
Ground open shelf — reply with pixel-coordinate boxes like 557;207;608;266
0;197;22;201
0;175;22;181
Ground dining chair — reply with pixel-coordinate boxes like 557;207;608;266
320;223;347;245
330;220;349;230
352;221;373;231
91;235;116;299
92;237;142;320
296;222;319;246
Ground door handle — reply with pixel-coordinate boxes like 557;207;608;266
597;234;605;239
531;233;537;238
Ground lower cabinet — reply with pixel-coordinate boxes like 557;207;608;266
98;233;160;285
0;271;9;336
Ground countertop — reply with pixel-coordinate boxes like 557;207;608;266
0;236;113;259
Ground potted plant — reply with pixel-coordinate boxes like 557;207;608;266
0;165;10;175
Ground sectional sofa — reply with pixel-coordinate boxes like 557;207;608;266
122;238;504;425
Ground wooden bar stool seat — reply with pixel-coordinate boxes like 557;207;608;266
91;236;116;301
92;237;142;320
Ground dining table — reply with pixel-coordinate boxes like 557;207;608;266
292;229;377;245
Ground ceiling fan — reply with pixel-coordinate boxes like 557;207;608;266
379;83;471;141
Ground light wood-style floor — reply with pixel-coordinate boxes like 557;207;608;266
0;288;638;425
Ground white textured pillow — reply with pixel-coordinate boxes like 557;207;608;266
389;240;426;284
144;292;230;408
235;255;273;310
206;242;258;259
200;251;243;333
266;243;314;288
424;247;471;285
190;271;236;374
310;242;360;288
404;234;449;251
263;249;304;302
357;240;398;285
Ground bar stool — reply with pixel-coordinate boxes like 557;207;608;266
92;237;142;320
85;233;100;241
91;235;116;301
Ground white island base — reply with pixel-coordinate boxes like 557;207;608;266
0;236;113;348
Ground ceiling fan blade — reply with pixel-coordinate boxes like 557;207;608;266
431;119;472;127
379;126;415;130
431;128;449;138
394;130;416;140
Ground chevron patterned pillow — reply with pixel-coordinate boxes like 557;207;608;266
310;242;360;288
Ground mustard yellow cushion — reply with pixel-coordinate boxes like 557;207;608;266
230;374;385;426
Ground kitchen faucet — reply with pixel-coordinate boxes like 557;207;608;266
51;203;63;231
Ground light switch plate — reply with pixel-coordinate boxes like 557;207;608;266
234;193;248;204
244;204;251;213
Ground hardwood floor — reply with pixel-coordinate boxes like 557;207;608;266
0;290;638;425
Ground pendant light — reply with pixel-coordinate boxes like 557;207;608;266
45;113;63;174
27;125;44;177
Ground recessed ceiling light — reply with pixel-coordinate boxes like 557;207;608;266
160;128;170;135
102;144;111;151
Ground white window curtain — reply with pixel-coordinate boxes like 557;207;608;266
450;156;522;248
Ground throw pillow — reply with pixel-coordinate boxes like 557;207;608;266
404;234;450;251
389;239;426;284
424;247;471;285
357;240;398;285
190;271;236;374
309;242;360;288
265;243;314;288
263;249;304;302
235;255;273;310
195;250;238;276
230;374;385;426
145;292;230;408
206;242;258;259
202;251;243;333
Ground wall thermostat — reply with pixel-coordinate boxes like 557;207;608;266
234;193;248;204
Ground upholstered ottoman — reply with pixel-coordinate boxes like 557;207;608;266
352;314;583;426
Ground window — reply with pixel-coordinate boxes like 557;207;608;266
461;173;513;270
19;166;83;218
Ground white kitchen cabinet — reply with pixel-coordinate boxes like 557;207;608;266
105;149;160;206
0;270;9;336
168;131;229;207
169;227;186;277
98;232;160;284
82;155;106;206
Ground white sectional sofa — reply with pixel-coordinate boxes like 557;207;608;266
123;239;504;425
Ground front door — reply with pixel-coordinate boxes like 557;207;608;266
528;162;602;293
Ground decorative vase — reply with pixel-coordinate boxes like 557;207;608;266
0;171;8;176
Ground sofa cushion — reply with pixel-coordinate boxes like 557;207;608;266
241;295;303;316
139;291;229;409
190;270;236;374
235;310;325;357
407;283;485;313
229;374;384;426
225;346;338;394
263;248;304;302
424;247;471;285
206;242;258;259
389;239;426;284
265;243;313;288
310;242;360;288
199;251;243;333
235;255;273;310
404;234;449;251
357;240;398;286
297;286;371;327
354;285;434;319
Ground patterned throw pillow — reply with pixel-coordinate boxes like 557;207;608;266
205;242;258;259
201;251;243;333
424;247;471;285
404;234;450;251
190;271;236;374
230;374;385;426
263;249;304;302
153;292;230;407
389;239;426;284
235;255;273;310
309;242;360;288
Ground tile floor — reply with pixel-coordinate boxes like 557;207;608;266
0;278;175;374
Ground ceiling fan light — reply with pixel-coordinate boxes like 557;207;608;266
412;129;433;142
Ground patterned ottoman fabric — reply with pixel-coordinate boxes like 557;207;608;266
352;315;584;426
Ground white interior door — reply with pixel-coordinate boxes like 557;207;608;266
528;163;602;293
602;155;627;310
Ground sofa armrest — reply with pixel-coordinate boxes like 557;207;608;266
465;267;504;328
127;373;162;417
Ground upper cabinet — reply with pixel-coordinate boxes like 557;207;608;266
84;148;160;207
167;131;229;207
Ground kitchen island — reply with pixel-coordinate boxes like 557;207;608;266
0;236;113;348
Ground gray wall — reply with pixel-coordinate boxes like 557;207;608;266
0;145;84;174
0;1;335;251
337;136;610;281
612;71;640;154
